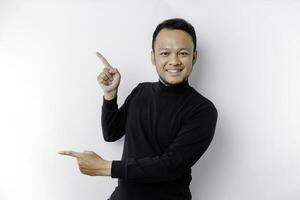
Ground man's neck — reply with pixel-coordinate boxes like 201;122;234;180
159;78;188;87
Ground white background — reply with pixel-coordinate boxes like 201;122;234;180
0;0;299;199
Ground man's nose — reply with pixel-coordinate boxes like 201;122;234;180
169;54;181;65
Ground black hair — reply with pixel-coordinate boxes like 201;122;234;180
152;18;197;52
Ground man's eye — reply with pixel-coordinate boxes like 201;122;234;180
180;52;189;55
160;52;169;56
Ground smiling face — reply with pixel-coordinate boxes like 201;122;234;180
151;28;197;86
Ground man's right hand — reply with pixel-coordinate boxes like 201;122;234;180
96;51;121;100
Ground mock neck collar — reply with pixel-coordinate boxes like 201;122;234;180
157;78;190;93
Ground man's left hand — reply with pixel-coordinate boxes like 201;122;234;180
58;150;112;176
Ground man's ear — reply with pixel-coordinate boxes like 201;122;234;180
151;50;155;66
192;50;198;65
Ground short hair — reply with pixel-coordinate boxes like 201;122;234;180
152;18;197;52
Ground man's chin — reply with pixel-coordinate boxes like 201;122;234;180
161;77;185;86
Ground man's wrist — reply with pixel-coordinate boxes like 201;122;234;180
104;91;117;100
103;160;112;176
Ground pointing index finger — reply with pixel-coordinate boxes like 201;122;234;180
58;150;81;158
96;51;112;68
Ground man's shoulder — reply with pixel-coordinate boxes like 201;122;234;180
129;81;154;95
183;89;218;124
137;81;156;87
188;87;218;112
134;81;156;91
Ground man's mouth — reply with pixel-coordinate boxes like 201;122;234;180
166;69;183;75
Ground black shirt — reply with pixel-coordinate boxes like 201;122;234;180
101;78;218;200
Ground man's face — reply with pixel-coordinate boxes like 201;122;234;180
151;28;197;86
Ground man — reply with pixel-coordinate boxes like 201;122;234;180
59;18;218;200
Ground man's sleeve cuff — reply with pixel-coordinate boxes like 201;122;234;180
102;95;118;110
111;160;126;179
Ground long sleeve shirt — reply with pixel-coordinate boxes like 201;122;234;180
101;78;218;200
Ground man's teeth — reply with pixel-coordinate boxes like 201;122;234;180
167;69;182;72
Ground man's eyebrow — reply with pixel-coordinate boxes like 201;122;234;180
159;48;191;51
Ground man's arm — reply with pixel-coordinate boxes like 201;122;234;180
109;104;218;183
101;84;141;142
